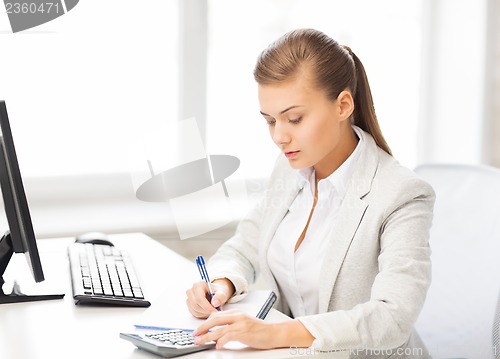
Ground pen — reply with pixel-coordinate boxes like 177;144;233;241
195;255;220;310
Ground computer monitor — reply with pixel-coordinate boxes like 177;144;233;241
0;100;64;304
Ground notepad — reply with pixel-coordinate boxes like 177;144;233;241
133;290;277;332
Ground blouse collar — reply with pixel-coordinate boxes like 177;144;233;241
295;125;364;198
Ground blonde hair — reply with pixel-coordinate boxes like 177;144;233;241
254;28;392;155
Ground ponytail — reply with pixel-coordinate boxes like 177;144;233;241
343;46;392;155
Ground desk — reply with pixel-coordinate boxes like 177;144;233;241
0;233;346;359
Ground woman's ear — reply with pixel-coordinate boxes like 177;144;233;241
337;90;355;122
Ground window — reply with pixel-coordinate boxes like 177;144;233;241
0;0;179;177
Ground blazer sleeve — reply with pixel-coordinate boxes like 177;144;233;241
297;176;435;351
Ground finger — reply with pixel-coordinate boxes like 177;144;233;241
193;282;219;312
207;327;236;350
210;283;230;308
193;311;242;336
186;282;206;303
186;283;217;318
186;300;211;318
194;333;211;346
194;326;226;346
210;292;225;309
187;295;217;318
194;324;241;349
214;332;235;350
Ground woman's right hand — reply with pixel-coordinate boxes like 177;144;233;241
186;278;235;318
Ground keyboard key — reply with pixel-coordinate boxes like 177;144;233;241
123;289;134;298
132;288;144;299
94;288;103;295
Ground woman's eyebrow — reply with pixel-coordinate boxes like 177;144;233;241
259;105;303;117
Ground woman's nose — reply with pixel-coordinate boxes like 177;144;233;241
272;123;291;146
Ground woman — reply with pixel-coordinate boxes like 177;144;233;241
186;28;434;358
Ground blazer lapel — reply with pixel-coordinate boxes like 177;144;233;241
318;129;380;312
318;193;368;312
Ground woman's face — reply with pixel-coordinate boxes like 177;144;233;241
258;74;355;179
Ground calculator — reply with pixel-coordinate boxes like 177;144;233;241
120;329;215;358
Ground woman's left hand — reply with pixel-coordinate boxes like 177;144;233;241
192;310;280;350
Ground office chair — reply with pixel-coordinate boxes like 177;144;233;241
413;163;500;359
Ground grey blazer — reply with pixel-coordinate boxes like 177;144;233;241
209;128;435;358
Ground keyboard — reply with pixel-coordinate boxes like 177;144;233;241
68;242;151;307
120;329;215;357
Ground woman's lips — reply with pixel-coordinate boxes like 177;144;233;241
285;151;300;158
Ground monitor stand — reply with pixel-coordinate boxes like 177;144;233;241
0;277;65;304
0;235;64;304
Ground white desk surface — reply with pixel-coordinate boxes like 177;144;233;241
0;233;346;359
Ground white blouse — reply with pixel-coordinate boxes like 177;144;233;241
267;126;364;318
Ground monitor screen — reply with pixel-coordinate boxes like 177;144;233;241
0;100;64;304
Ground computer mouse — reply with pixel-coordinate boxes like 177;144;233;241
74;232;114;246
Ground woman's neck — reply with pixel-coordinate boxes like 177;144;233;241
314;126;359;181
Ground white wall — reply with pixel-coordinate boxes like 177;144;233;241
418;0;488;165
484;0;500;167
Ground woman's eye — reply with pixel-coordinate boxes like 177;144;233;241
289;117;302;124
266;119;276;126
